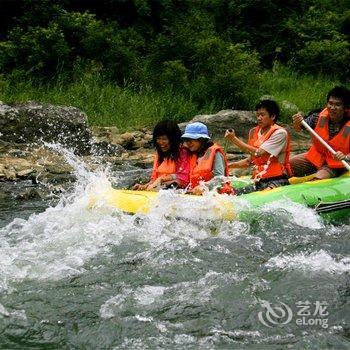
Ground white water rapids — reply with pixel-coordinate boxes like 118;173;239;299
0;144;349;349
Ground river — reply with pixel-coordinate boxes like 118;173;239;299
0;148;349;349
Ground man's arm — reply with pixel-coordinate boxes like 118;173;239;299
292;111;319;131
228;157;252;172
225;129;270;157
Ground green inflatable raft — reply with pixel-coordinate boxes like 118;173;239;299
88;171;350;222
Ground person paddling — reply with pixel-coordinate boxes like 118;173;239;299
181;122;229;195
133;120;191;190
225;99;292;192
290;86;350;179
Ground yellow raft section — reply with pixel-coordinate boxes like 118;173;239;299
88;172;349;220
88;188;237;220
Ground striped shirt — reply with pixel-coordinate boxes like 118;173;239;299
304;109;348;138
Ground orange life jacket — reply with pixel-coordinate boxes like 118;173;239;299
151;154;176;180
305;108;350;168
189;144;229;188
248;124;292;179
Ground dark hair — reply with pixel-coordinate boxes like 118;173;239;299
152;120;182;163
255;99;280;122
196;138;214;157
327;86;350;109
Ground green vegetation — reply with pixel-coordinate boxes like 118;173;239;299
0;0;349;129
0;65;342;130
258;64;343;118
0;73;213;129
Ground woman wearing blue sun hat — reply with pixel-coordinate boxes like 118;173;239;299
181;122;229;194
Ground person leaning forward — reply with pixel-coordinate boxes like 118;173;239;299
290;86;350;179
225;99;292;192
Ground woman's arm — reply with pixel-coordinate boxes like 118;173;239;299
133;152;157;190
212;152;225;177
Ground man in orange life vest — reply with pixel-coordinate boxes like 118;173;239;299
181;122;229;194
291;86;350;179
225;99;292;191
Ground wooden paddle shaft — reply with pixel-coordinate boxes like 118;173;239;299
301;120;350;171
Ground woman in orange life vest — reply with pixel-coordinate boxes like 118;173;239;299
291;86;350;179
181;122;229;195
133;120;191;191
224;99;292;192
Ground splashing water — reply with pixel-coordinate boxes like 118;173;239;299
0;144;349;349
265;249;350;274
0;145;243;290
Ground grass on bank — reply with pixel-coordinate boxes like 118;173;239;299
0;74;212;130
0;66;345;131
259;64;344;118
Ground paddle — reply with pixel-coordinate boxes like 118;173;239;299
301;120;350;171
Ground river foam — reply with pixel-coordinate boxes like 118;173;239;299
265;249;350;274
0;144;339;293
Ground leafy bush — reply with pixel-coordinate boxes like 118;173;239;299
0;24;70;79
0;10;143;84
294;39;350;78
285;5;350;78
15;0;65;28
0;0;349;109
159;60;190;89
191;41;261;109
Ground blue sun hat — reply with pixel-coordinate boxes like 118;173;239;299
181;122;210;139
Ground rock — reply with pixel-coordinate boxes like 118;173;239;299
285;127;311;153
36;172;76;185
90;126;120;138
90;126;123;149
17;169;35;178
8;149;31;157
90;141;125;156
133;131;153;149
117;132;136;149
3;167;16;180
4;157;33;171
120;149;153;165
134;138;152;149
98;130;153;150
44;163;73;175
0;164;5;177
179;109;256;141
0;102;91;154
15;187;43;200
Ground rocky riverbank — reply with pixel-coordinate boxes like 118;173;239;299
0;101;311;193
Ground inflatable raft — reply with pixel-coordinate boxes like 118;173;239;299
88;171;350;222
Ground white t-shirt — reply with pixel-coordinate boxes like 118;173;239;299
259;128;287;163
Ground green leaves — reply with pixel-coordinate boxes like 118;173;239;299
0;0;349;108
294;39;350;78
0;24;70;78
